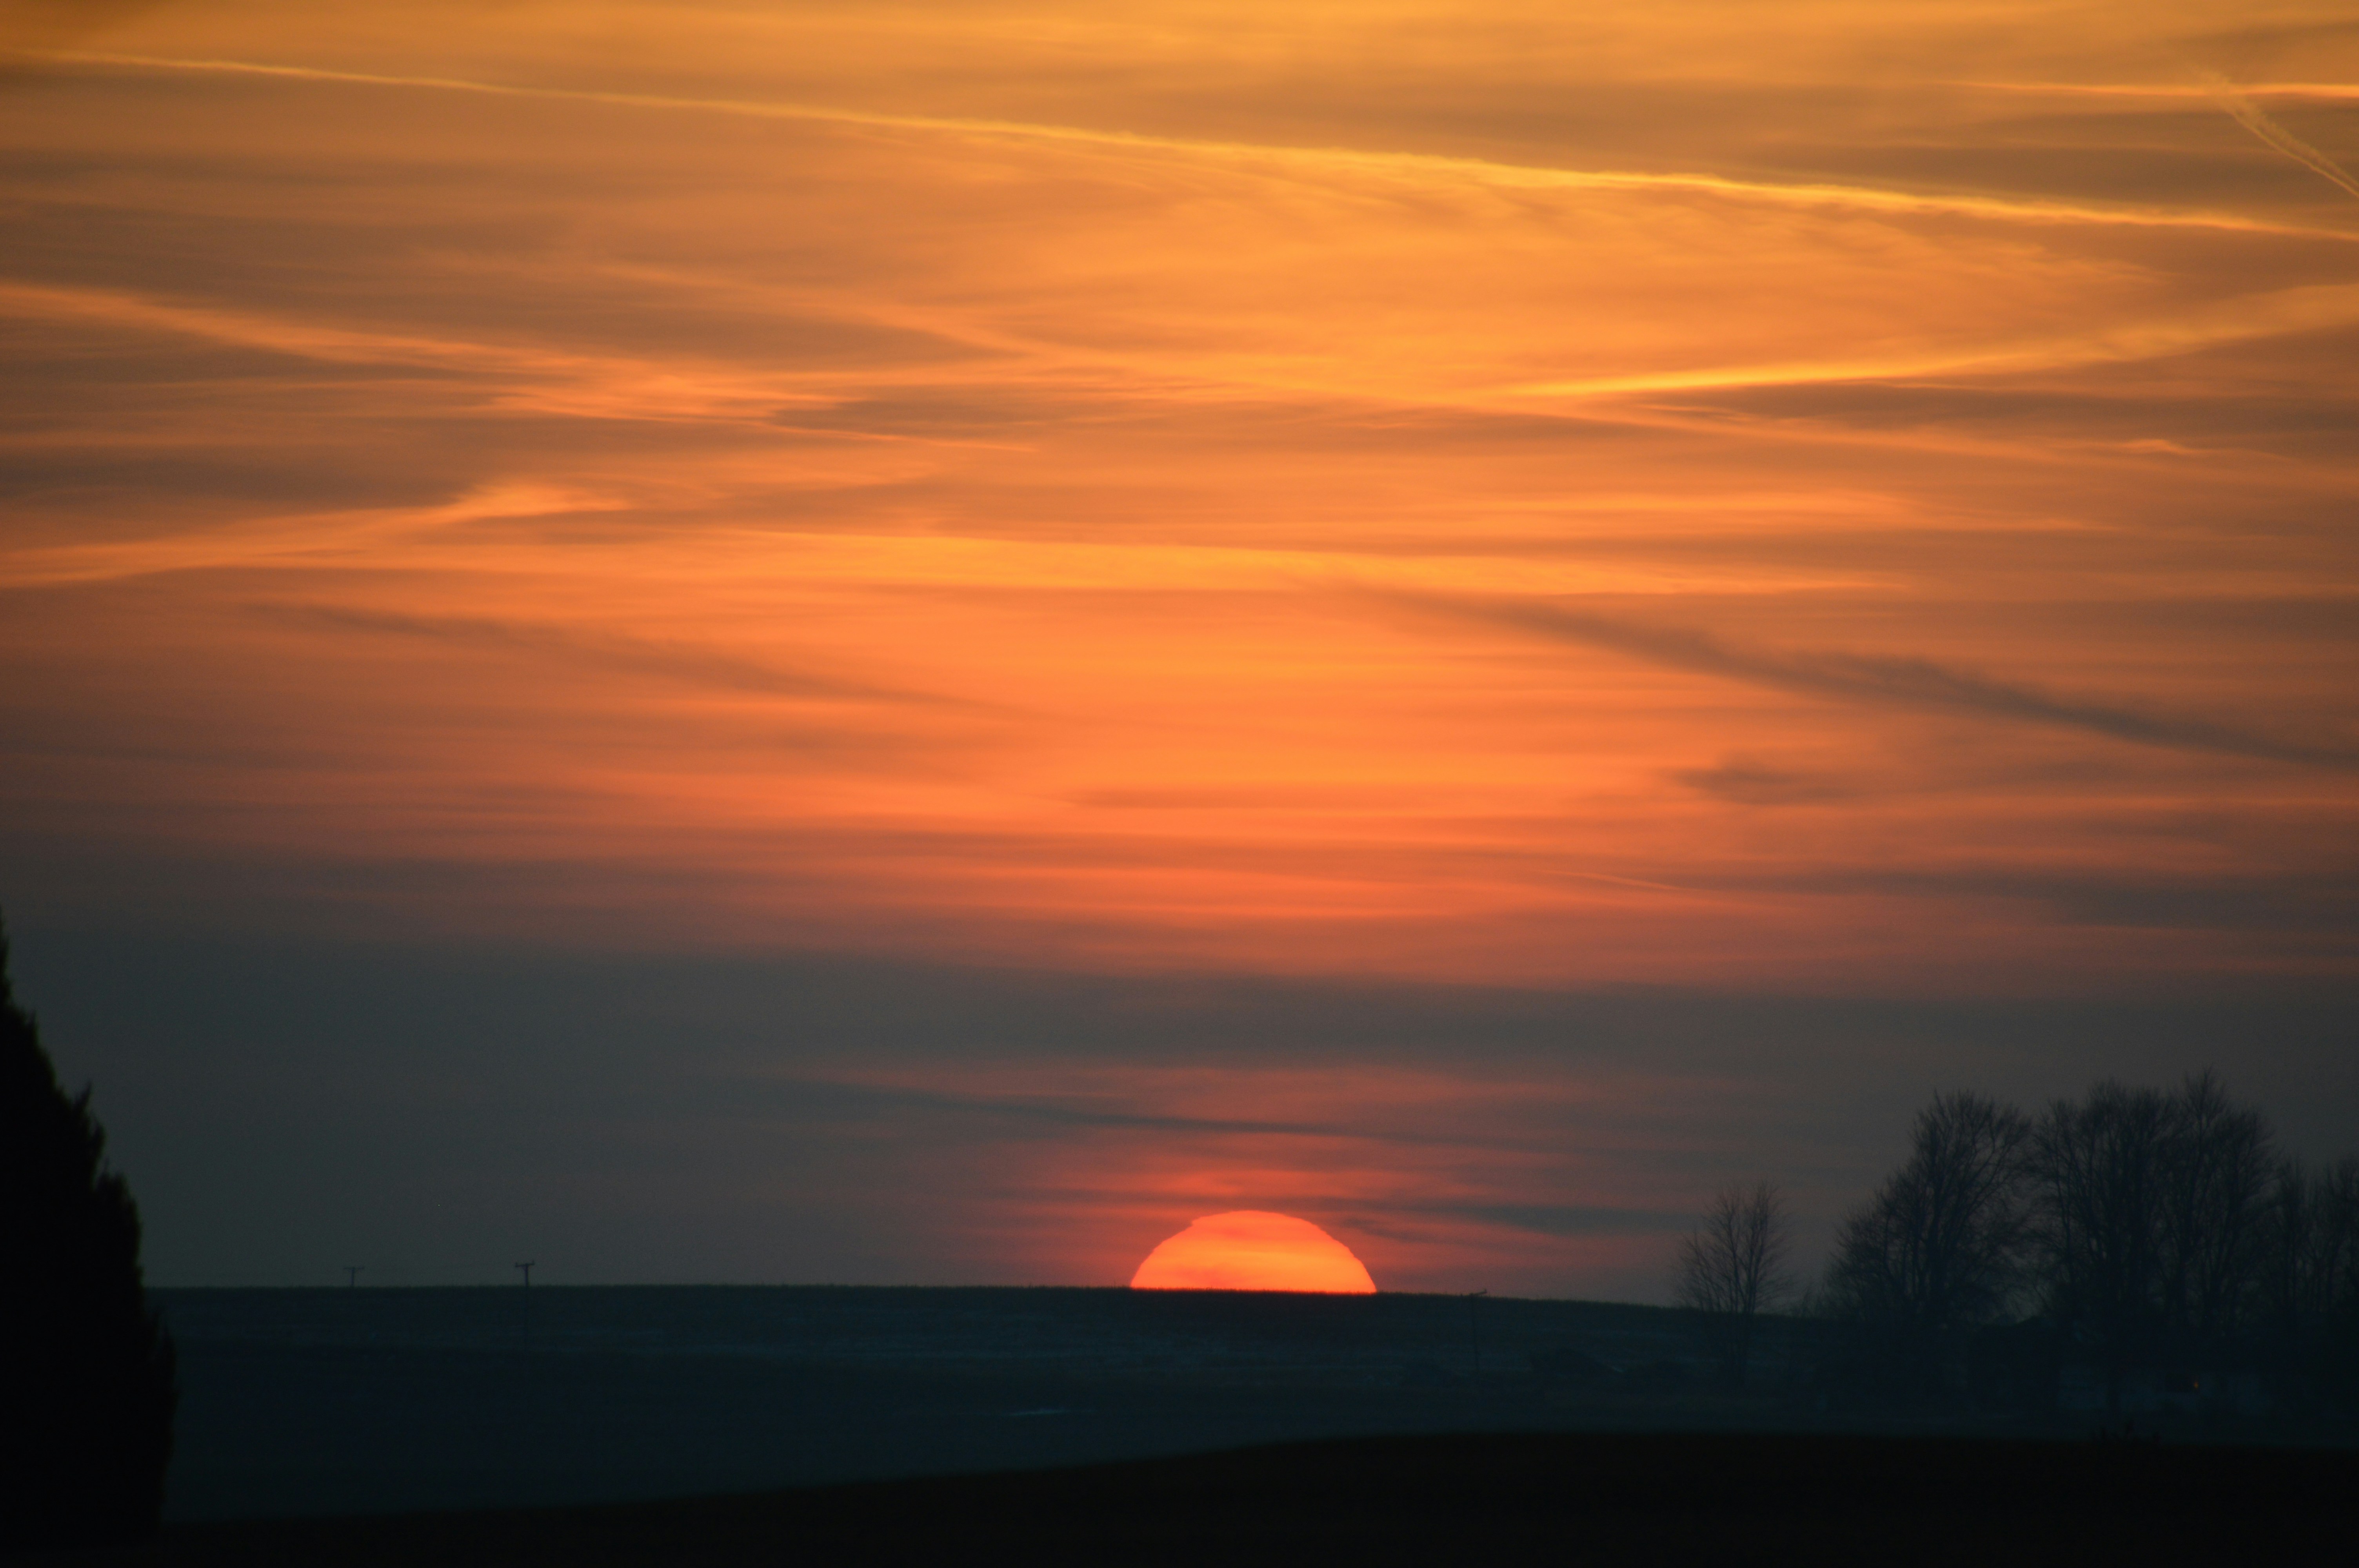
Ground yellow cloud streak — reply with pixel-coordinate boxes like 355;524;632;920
15;262;2355;481
0;279;812;423
0;484;619;587
1506;281;2359;399
1968;82;2359;101
53;51;2357;244
0;490;1871;597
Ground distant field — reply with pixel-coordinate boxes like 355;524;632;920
153;1286;2350;1523
158;1283;1745;1384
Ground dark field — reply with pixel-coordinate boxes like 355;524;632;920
141;1285;2353;1528
52;1432;2359;1567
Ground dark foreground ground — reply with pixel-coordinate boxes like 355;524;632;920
146;1286;2356;1522
38;1432;2359;1566
146;1284;1827;1519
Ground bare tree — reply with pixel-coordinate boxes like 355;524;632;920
2266;1158;2359;1323
2033;1080;2173;1413
2157;1070;2273;1342
2256;1156;2359;1408
1823;1091;2033;1397
1676;1179;1794;1389
2322;1158;2359;1393
2262;1158;2325;1336
2323;1159;2359;1326
2261;1157;2309;1339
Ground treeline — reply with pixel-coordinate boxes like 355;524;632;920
1824;1072;2358;1414
1681;1071;2359;1417
0;919;175;1549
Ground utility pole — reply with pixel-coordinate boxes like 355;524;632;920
514;1261;534;1289
343;1265;364;1289
1469;1289;1488;1376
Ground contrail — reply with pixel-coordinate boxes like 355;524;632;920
2201;71;2359;204
45;50;2354;242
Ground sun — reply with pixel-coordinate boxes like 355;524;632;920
1128;1210;1377;1293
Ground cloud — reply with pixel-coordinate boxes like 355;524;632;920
1757;866;2359;936
250;603;956;705
1428;1201;1690;1238
771;390;1056;437
1507;282;2359;400
1383;590;2359;770
1674;758;1863;806
52;50;2353;243
11;9;2359;1008
33;923;2354;1288
0;279;801;428
769;1076;1523;1153
0;1;165;65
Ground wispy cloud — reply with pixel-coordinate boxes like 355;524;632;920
0;484;616;587
768;1076;1521;1152
253;604;953;705
0;1;165;62
1673;757;1864;806
1418;1201;1690;1238
1966;81;2359;103
0;279;803;424
1384;590;2359;770
1505;281;2359;398
11;11;2359;1000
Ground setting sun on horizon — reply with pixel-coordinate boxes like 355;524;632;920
1130;1212;1378;1294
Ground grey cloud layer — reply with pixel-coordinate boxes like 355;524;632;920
17;926;2356;1288
760;1076;1572;1154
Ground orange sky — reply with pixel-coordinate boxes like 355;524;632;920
3;2;2355;1290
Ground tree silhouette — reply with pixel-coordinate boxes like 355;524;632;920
0;916;176;1547
1675;1179;1794;1389
1797;1072;2355;1413
1824;1091;2033;1399
2033;1081;2174;1415
2257;1156;2359;1405
2156;1070;2272;1344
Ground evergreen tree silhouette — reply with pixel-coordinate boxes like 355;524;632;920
0;916;176;1547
